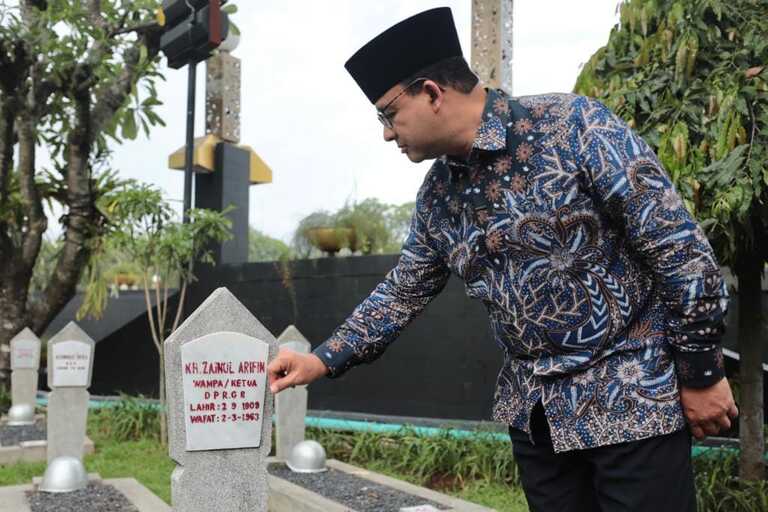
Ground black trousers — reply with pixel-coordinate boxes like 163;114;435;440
508;403;697;512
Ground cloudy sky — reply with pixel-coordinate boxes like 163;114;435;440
106;1;620;243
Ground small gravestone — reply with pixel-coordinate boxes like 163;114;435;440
165;287;277;511
46;322;95;464
6;328;42;425
275;325;311;461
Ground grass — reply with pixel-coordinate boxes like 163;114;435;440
84;437;174;503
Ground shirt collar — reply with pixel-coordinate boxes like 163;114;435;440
472;88;511;152
445;88;511;170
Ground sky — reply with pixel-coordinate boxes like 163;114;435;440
98;1;621;244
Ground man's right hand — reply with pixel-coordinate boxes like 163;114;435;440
268;349;329;394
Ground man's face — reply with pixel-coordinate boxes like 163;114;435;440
374;81;443;163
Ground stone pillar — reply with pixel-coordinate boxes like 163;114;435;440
165;287;277;511
197;49;248;265
471;0;514;93
46;322;95;464
194;143;250;265
206;50;241;144
275;325;311;461
6;328;41;425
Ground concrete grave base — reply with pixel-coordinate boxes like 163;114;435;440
31;471;103;490
0;437;94;465
267;458;494;512
0;477;170;512
0;413;46;427
1;410;94;464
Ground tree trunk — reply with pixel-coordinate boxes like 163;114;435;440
0;282;30;390
736;259;765;481
159;346;168;446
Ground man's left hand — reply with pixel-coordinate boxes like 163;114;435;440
679;377;738;440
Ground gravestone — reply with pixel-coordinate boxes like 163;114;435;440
46;322;95;464
275;325;311;461
165;287;277;511
7;328;42;425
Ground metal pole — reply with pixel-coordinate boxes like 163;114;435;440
183;61;197;223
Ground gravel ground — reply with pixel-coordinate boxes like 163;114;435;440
268;463;450;512
27;483;139;512
0;421;46;446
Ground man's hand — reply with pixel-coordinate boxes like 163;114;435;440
268;349;329;394
680;377;738;440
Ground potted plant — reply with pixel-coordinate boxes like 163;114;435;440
293;211;353;257
334;199;391;255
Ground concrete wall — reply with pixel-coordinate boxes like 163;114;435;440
47;256;768;422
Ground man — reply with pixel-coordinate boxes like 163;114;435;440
268;7;738;511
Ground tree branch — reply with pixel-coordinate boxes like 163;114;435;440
90;30;160;140
0;101;15;271
17;112;46;273
86;0;108;32
0;99;15;209
110;21;160;38
171;278;188;335
30;86;95;332
143;271;162;353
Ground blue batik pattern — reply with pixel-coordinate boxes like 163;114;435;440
314;89;728;452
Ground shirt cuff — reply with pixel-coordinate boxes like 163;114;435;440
312;337;356;379
674;347;725;388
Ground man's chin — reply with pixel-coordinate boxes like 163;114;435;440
404;150;429;163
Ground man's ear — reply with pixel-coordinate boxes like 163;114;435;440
423;80;444;111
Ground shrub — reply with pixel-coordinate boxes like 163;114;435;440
89;395;161;442
307;426;519;489
695;451;768;511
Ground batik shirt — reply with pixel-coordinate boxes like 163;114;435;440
313;89;728;452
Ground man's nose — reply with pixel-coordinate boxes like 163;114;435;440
383;125;396;142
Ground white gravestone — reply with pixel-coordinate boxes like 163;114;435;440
51;340;92;387
165;287;277;512
275;325;311;461
46;322;95;464
181;332;268;451
7;328;42;425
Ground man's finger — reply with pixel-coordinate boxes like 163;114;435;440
267;358;288;383
690;424;705;440
270;369;300;394
701;421;720;436
727;403;739;419
714;415;731;432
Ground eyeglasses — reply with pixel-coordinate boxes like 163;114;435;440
376;77;427;129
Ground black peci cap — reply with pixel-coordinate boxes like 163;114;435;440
344;7;463;103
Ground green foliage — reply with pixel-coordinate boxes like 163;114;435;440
292;199;415;257
248;227;291;262
291;210;336;258
0;0;170;351
89;395;161;442
386;201;416;251
0;0;166;159
335;198;393;255
104;182;233;294
307;426;520;489
574;0;768;267
694;451;768;511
